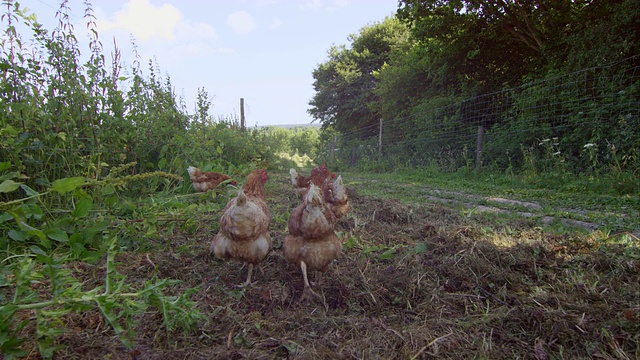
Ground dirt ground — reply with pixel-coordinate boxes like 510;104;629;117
18;173;640;359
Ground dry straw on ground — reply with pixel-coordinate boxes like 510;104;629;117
18;173;640;359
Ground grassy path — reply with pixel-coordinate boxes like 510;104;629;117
343;171;639;235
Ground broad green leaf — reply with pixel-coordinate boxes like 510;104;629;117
34;250;53;265
0;170;20;181
24;203;44;220
80;250;104;263
46;228;69;243
0;161;11;172
30;245;46;255
20;184;39;197
413;243;428;254
8;229;26;241
216;145;223;154
0;212;12;223
51;177;85;194
378;247;397;260
72;197;93;218
0;179;20;193
101;184;116;195
30;229;48;243
69;234;86;257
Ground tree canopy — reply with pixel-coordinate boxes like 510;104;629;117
309;0;639;132
308;17;410;138
308;0;639;173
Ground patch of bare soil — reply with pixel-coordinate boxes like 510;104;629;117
42;175;640;359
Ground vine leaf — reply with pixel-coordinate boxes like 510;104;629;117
72;197;92;218
0;180;20;193
51;177;85;194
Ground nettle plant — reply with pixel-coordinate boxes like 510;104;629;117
519;138;565;179
0;161;204;359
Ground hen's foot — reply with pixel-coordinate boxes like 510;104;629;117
236;281;256;288
300;286;323;302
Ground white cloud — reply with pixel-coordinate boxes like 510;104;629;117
227;11;257;34
97;0;217;43
97;0;181;41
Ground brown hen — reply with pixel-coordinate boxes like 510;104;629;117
289;164;335;196
211;169;271;287
187;166;237;192
283;169;349;300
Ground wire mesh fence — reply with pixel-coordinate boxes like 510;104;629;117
327;55;640;174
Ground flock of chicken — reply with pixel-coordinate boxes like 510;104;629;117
187;165;350;300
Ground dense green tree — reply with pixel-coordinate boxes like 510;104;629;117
562;0;640;69
290;127;320;157
308;17;410;138
373;38;441;122
397;0;640;87
397;0;552;94
264;127;292;153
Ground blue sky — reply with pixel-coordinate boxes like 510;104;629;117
25;0;399;126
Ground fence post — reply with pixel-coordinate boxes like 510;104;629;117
476;125;484;170
329;135;337;163
240;98;245;131
378;118;383;161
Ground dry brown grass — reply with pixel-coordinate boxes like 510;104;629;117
31;173;640;359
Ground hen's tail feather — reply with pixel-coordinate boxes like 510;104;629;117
332;175;346;201
289;168;298;186
305;184;323;205
187;166;199;179
236;189;247;206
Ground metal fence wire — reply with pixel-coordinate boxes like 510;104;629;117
329;55;640;173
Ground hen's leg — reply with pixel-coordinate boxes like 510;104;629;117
240;263;254;287
301;261;311;289
300;261;321;300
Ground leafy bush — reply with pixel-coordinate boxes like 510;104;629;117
0;163;202;358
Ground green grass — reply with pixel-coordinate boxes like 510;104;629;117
342;168;639;233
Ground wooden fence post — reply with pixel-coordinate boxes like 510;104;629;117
378;118;383;161
329;135;337;163
240;98;245;131
476;125;484;170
